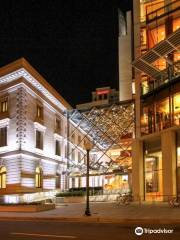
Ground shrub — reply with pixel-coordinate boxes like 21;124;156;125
56;190;85;197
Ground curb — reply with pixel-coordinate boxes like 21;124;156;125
0;216;180;224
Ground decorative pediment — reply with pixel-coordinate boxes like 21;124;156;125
0;118;10;128
34;122;46;132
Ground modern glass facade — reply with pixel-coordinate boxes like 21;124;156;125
141;81;180;135
144;151;163;200
139;0;180;96
132;0;180;202
144;138;163;201
176;132;180;194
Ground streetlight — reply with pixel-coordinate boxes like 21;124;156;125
84;140;93;216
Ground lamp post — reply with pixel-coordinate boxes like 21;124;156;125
84;140;93;216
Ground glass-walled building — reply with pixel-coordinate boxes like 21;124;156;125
132;0;180;202
144;138;163;201
141;80;180;135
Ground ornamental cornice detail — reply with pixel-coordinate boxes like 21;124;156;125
16;87;27;148
34;122;46;132
54;133;63;141
0;118;10;128
0;68;66;111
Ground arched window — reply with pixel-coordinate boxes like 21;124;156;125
0;166;6;189
35;167;42;188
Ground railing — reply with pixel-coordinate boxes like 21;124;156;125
146;0;180;23
141;61;180;96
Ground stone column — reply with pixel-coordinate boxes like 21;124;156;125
161;130;177;201
132;139;144;201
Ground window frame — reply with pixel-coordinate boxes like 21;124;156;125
36;104;44;121
35;130;43;150
0;166;6;189
35;167;43;188
0;127;7;147
55;139;61;156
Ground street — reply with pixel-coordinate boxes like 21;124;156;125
0;220;180;240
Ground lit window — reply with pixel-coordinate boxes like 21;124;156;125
153;58;166;71
55;140;61;156
0;127;7;147
173;93;180;126
35;167;42;188
0;98;8;113
173;17;180;31
37;105;43;120
132;82;135;95
140;28;147;46
36;130;43;149
140;1;164;22
174;52;180;62
144;150;163;201
149;24;165;48
0;166;6;189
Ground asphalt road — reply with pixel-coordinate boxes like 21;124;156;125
0;220;180;240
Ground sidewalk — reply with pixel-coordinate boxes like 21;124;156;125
0;202;180;224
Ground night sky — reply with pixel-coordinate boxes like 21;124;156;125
0;0;132;107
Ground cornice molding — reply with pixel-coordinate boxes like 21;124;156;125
54;133;63;141
34;121;46;132
0;68;66;112
0;118;10;128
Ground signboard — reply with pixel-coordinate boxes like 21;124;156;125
96;89;110;95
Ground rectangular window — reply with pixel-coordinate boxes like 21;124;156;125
71;149;75;160
78;135;81;144
55;140;61;156
0;99;8;113
55;118;61;133
78;152;81;163
144;151;163;201
36;130;43;149
37;105;43;120
177;132;180;194
149;24;165;48
64;145;67;158
0;127;7;147
174;93;180;126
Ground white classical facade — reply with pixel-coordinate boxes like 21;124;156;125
0;58;75;203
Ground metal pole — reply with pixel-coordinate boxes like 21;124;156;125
85;149;91;216
66;110;70;190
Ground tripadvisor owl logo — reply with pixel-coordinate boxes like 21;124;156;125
135;227;143;236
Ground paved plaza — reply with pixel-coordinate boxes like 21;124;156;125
0;202;180;223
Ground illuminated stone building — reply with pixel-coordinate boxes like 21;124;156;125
0;58;87;203
132;0;180;201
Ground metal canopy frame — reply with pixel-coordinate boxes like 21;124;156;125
65;101;134;176
132;28;180;80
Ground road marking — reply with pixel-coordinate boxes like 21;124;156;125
11;232;77;238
